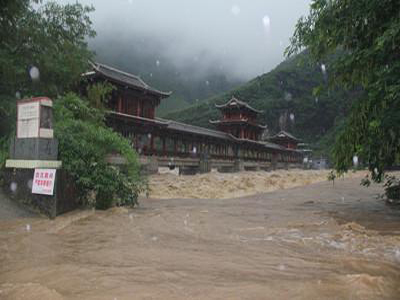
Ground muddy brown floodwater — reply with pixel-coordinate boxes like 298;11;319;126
1;177;400;299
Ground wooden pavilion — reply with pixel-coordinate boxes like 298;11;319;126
210;96;266;141
81;62;303;169
268;131;301;150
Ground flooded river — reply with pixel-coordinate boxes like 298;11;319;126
1;177;400;299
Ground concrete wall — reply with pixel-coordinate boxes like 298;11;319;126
2;168;79;218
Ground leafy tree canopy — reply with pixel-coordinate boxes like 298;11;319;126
0;1;144;208
54;93;144;209
0;0;95;137
287;0;400;183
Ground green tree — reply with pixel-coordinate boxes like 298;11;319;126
54;93;144;209
1;1;145;208
0;0;95;137
287;0;400;189
86;81;116;110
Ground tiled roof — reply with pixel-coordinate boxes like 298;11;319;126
86;62;172;98
157;118;231;140
108;113;299;153
209;119;267;129
215;96;263;114
270;130;301;142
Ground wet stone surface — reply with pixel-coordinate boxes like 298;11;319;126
0;189;38;220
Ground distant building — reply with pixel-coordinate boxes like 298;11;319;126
209;97;266;141
80;62;303;165
82;61;171;119
312;158;328;170
268;130;301;149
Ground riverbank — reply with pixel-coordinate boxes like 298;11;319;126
148;169;368;199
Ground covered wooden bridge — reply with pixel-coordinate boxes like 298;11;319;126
83;62;303;173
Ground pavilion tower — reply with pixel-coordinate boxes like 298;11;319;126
268;130;301;149
210;96;266;141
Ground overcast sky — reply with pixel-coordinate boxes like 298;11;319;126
63;0;311;79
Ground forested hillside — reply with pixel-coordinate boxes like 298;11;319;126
165;51;358;155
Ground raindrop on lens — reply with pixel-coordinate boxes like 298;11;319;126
289;113;295;122
352;155;359;167
156;60;160;67
10;182;17;193
15;91;21;99
284;92;292;101
205;80;210;86
395;248;400;260
278;264;286;271
262;15;271;33
29;66;40;81
26;224;31;232
315;97;319;104
231;4;240;15
321;64;327;75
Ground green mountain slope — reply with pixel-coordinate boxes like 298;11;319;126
164;51;356;154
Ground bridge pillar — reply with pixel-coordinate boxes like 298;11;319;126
162;138;166;156
179;166;199;175
234;159;244;172
199;154;211;174
271;153;278;170
141;156;159;175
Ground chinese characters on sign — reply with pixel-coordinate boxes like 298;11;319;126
17;101;40;138
32;169;56;195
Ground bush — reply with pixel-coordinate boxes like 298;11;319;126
0;137;9;186
384;175;400;205
54;93;145;209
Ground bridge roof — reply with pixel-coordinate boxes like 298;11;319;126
159;118;292;151
106;112;299;153
157;119;231;140
209;119;267;129
84;62;172;98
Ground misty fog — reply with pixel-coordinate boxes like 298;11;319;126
61;0;311;80
55;0;311;112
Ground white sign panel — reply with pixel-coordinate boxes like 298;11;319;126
32;169;56;195
17;101;40;138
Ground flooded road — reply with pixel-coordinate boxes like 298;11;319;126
1;177;400;299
